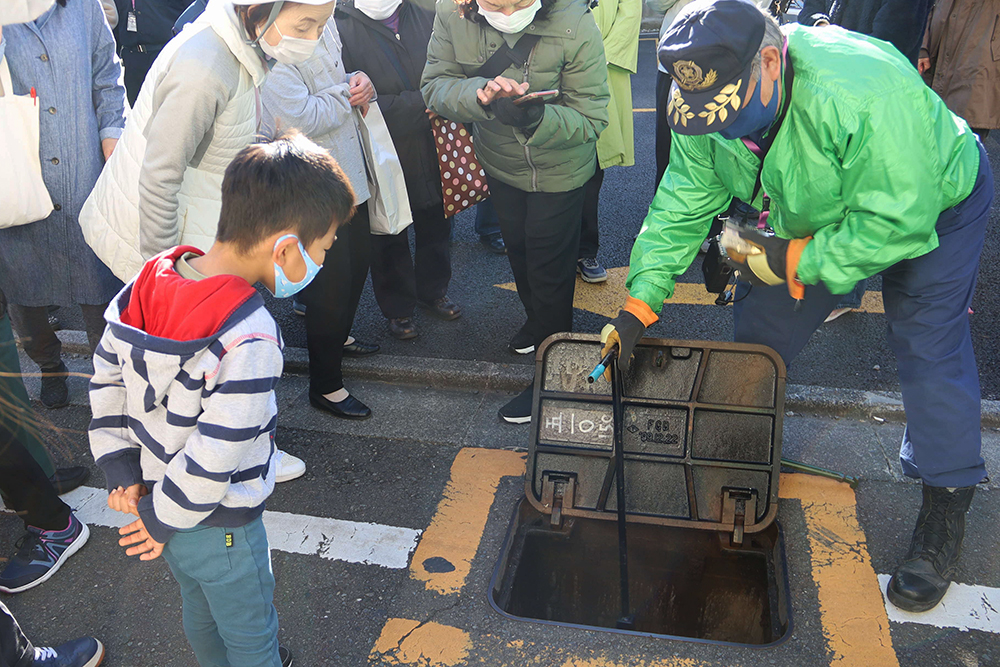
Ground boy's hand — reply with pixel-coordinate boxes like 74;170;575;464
119;518;164;561
107;484;148;517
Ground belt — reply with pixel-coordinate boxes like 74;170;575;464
126;43;165;54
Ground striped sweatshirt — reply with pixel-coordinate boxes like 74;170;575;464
89;247;283;544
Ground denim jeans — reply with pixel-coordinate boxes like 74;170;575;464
474;199;501;239
162;516;280;667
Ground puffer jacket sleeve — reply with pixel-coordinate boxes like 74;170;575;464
520;15;610;150
625;133;731;312
420;6;494;123
795;94;945;294
137;53;230;259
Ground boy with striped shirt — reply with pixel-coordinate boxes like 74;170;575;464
88;132;355;667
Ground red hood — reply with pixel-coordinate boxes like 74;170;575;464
120;247;259;341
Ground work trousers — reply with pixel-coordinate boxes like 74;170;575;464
8;303;106;370
655;69;672;190
370;203;452;320
0;313;54;476
487;176;586;350
300;203;371;395
0;600;33;667
733;142;993;488
162;516;280;667
0;418;69;531
579;167;604;260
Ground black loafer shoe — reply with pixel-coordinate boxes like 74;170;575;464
309;390;372;420
420;296;462;321
389;318;418;340
40;362;69;409
343;340;380;357
49;466;90;495
480;235;506;255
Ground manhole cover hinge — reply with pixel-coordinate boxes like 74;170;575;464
721;488;756;546
541;473;576;529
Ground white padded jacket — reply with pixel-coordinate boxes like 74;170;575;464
80;0;267;282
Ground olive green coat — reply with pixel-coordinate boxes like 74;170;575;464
592;0;641;168
420;0;610;193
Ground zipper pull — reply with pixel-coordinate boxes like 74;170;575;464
395;32;401;40
30;87;37;105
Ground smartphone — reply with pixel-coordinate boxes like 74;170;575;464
512;89;560;106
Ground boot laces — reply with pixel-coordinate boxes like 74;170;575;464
911;492;958;567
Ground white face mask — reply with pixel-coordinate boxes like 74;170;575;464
259;22;321;65
478;0;541;34
355;0;402;21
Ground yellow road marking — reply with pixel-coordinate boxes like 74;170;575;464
374;463;899;665
409;448;526;595
496;267;886;318
370;618;471;666
780;474;899;667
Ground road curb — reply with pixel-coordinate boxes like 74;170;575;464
49;329;1000;428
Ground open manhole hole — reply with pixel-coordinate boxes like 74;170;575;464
489;334;792;647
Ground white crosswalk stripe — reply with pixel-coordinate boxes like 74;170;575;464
878;574;1000;634
60;486;421;570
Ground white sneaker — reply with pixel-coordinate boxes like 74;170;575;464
274;449;306;483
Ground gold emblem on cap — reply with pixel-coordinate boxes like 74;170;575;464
667;88;694;127
673;60;718;91
698;80;743;125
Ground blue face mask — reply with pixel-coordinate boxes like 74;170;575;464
719;75;779;140
270;234;322;299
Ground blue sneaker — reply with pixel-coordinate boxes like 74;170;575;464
577;258;608;283
292;298;306;317
33;637;104;667
0;513;89;593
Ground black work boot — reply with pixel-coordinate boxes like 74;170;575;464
887;483;975;612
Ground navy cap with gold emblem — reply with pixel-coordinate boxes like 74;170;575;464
658;0;766;135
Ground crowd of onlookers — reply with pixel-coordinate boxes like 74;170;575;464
0;0;995;664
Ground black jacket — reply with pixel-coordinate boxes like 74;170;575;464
798;0;932;64
336;1;442;211
113;0;191;50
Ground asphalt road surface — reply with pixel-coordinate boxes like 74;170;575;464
3;357;1000;666
47;37;1000;402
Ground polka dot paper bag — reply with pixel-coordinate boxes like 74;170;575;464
432;116;489;217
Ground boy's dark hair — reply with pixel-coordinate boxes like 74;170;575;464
217;131;356;254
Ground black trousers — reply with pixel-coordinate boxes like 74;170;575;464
301;203;371;395
370;203;452;320
487;176;586;350
655;69;672;190
121;47;162;107
578;166;604;260
0;419;70;531
9;304;106;371
0;600;33;667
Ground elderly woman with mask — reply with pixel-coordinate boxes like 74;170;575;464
421;0;609;424
80;0;338;483
259;9;378;422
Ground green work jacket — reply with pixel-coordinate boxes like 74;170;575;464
420;0;610;193
627;24;981;312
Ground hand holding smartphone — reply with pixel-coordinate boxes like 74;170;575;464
512;89;560;106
